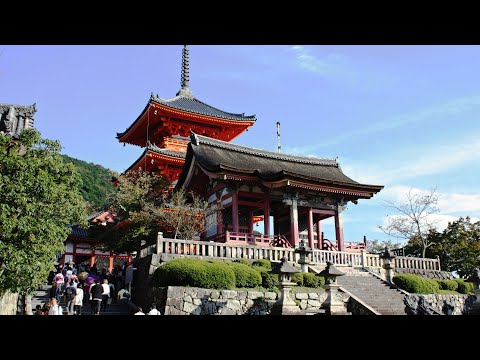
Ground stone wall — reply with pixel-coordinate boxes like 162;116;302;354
406;294;475;315
162;287;279;315
0;291;19;315
153;286;352;315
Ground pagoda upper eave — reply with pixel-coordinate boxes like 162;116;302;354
126;148;186;174
117;100;255;147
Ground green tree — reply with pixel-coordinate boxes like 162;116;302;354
0;129;87;295
61;154;116;210
405;217;480;278
96;169;170;254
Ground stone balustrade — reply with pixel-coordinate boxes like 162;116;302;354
152;235;441;271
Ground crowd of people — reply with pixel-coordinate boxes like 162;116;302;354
34;260;161;315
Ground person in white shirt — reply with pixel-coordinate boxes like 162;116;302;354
101;278;110;312
147;303;161;315
134;306;145;315
48;298;63;315
74;283;84;315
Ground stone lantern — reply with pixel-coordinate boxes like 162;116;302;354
271;257;300;314
294;239;313;273
380;246;396;283
466;268;480;315
319;261;346;314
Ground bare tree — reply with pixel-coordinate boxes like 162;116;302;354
379;188;439;258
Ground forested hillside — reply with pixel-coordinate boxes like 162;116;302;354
61;154;116;210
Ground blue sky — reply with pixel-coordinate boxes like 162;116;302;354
1;45;479;244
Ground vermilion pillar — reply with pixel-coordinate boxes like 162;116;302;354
335;211;345;252
307;208;314;249
232;193;239;233
109;255;114;273
316;218;322;249
264;192;270;236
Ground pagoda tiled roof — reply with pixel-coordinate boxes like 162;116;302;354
177;134;383;191
151;94;256;122
126;143;186;173
147;142;187;159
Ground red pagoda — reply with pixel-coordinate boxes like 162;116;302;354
117;46;256;185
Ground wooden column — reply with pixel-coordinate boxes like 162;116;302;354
109;254;114;273
232;193;239;233
316;218;322;250
334;211;345;252
289;198;299;247
217;206;223;235
307;208;314;250
264;192;270;236
90;254;95;267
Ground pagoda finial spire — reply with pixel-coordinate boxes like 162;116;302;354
177;45;193;98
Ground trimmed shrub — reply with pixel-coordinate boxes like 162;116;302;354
316;275;326;287
233;259;250;266
393;274;440;294
152;258;235;289
456;279;474;294
437;280;459;291
252;259;271;270
303;273;320;288
227;262;262;288
291;273;304;286
290;273;324;288
261;273;279;289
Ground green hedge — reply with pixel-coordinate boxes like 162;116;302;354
455;279;474;294
252;259;271;270
393;274;440;294
290;272;324;288
437;280;459;291
152;258;235;289
291;273;304;286
227;262;262;288
261;273;279;289
233;259;250;266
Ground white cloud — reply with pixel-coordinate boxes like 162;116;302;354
380;185;480;219
339;132;480;185
285;94;480;155
290;45;350;77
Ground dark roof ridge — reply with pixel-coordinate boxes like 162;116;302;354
151;94;256;121
0;103;37;111
190;133;338;167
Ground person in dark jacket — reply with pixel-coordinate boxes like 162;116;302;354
91;280;103;315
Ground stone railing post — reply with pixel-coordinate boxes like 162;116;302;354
156;232;164;254
380;247;396;283
320;261;348;315
436;255;441;271
361;249;367;268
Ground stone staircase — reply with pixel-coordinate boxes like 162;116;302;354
30;284;51;314
79;300;128;315
30;284;129;315
336;270;407;315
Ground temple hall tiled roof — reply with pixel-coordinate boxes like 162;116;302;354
177;134;383;191
151;94;256;122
